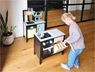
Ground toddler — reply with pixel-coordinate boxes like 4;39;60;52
61;12;85;70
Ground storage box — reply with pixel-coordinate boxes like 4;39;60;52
24;24;36;38
54;36;64;43
28;28;36;38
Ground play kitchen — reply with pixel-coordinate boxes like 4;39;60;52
23;9;45;42
34;29;67;64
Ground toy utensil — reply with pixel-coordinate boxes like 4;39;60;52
69;44;75;52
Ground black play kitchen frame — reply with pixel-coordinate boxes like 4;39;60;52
34;29;65;64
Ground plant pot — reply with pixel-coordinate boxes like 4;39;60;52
2;33;14;45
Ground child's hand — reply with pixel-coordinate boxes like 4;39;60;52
64;40;71;44
64;40;67;44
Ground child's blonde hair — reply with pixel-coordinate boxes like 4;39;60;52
61;12;76;20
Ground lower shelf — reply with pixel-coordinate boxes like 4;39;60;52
42;49;64;59
43;50;52;59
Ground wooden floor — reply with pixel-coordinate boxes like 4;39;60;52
0;21;95;72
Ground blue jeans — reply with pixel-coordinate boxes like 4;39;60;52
66;48;83;69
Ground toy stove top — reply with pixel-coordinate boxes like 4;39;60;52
37;33;52;39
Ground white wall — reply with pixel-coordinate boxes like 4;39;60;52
0;0;9;18
8;0;27;37
0;0;27;38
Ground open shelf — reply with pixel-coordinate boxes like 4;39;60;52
43;49;52;59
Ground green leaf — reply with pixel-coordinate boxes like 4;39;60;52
10;26;12;32
0;13;4;25
10;26;16;32
5;11;8;25
13;26;16;30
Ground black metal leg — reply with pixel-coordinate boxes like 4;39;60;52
34;52;36;55
34;50;36;55
23;35;25;37
26;38;28;42
34;35;36;55
40;59;42;64
62;50;64;55
26;26;28;42
51;48;53;55
39;49;42;64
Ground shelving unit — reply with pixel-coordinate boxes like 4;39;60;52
23;10;45;42
23;0;47;42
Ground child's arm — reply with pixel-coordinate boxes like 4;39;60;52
65;25;81;44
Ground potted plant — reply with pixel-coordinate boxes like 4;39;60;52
0;11;16;46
